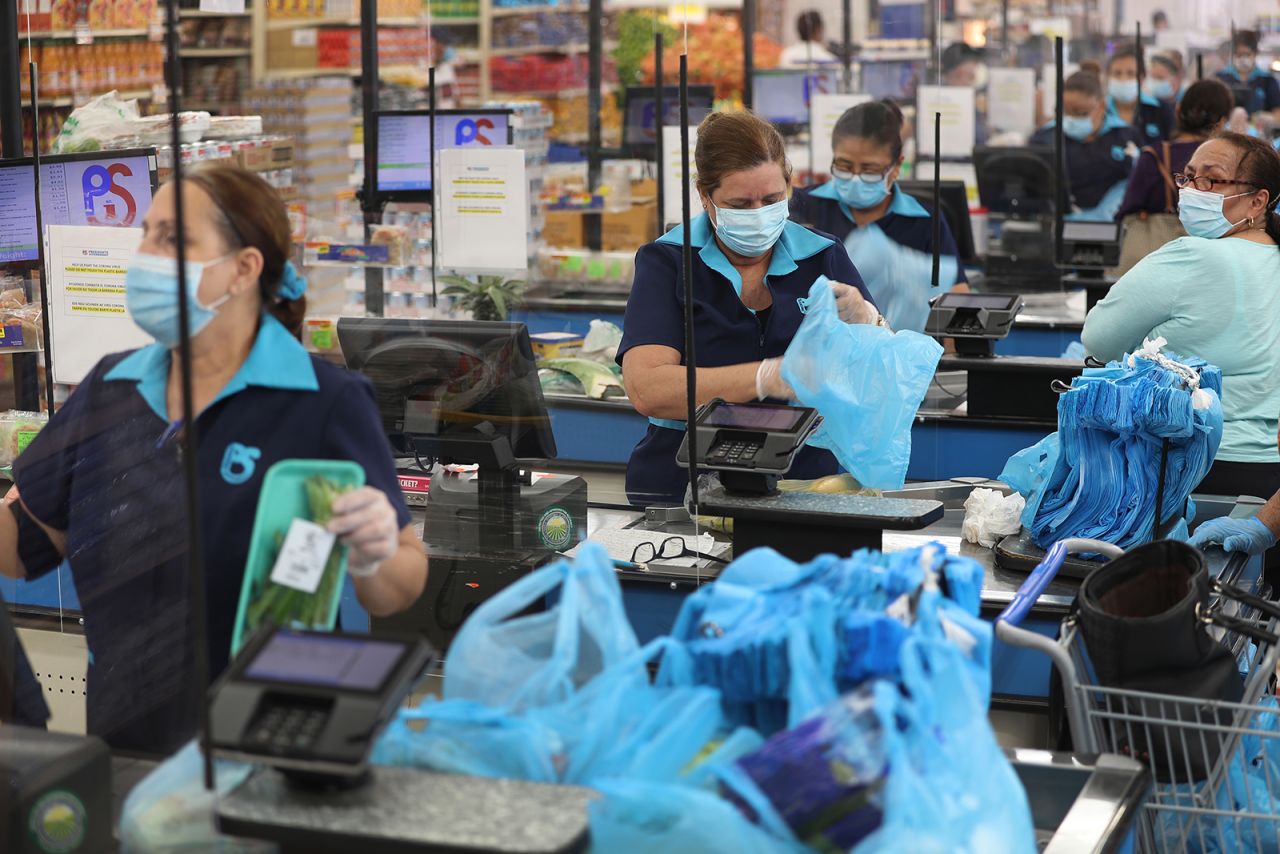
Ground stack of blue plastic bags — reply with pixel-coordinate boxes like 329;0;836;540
1001;338;1223;549
371;542;1036;853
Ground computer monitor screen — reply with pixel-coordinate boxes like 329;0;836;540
337;317;557;462
374;110;514;197
859;59;925;102
622;85;715;155
0;148;157;264
973;145;1058;216
752;69;841;128
896;179;978;265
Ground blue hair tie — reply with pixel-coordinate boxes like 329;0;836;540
279;261;307;300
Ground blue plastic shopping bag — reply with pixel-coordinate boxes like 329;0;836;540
843;222;960;334
782;276;942;490
443;543;638;712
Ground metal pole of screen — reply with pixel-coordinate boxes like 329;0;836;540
655;30;664;236
27;65;52;415
931;112;941;288
741;0;754;110
679;55;697;513
1054;36;1065;270
163;0;213;790
586;0;602;251
1136;23;1146;146
428;66;437;306
1197;53;1203;80
2;2;37;411
841;0;852;92
359;0;382;316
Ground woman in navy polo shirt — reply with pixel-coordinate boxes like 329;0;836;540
789;99;968;333
618;110;881;507
0;162;427;754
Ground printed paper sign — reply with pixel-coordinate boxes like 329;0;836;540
436;147;529;271
810;94;872;160
916;86;976;158
987;68;1036;135
269;519;337;595
662;125;698;229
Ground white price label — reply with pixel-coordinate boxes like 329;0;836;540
269;519;337;594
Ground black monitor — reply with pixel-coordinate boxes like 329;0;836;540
622;85;715;157
896;179;978;265
0;147;159;265
751;68;841;133
336;318;556;463
373;109;515;202
859;59;925;103
973;145;1058;217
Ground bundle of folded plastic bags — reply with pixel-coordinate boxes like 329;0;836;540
1001;338;1223;550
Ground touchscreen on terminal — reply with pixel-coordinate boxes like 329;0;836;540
701;402;807;432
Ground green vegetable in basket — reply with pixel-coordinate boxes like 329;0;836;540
243;476;353;636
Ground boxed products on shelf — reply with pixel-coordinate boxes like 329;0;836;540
491;11;599;48
535;247;635;286
20;41;164;99
313;26;427;69
489;54;613;94
543;91;621;144
428;0;478;17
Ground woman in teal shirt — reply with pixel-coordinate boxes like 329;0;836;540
1082;132;1280;505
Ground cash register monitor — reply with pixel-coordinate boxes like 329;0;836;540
859;59;925;103
373;109;514;201
336;317;557;463
622;85;715;156
896;179;978;265
752;68;841;134
973;145;1058;216
0;147;158;264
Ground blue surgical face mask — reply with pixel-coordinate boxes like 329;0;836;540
836;175;890;210
1177;187;1253;239
1109;77;1139;104
126;251;234;348
1062;114;1096;141
1146;78;1175;100
712;199;789;257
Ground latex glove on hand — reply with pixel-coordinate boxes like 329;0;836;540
756;357;796;401
327;486;400;577
830;281;878;325
1188;516;1278;556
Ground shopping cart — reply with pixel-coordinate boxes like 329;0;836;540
997;538;1280;853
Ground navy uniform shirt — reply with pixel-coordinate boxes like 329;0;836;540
13;314;412;754
617;215;872;507
1030;117;1138;212
1216;67;1280;115
789;182;968;285
1106;93;1175;144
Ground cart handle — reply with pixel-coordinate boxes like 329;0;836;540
996;538;1124;627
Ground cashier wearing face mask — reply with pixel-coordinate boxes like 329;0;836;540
1105;44;1175;144
1145;50;1185;107
1084;133;1280;514
1030;71;1139;219
618;110;879;507
0;162;428;754
789;99;968;333
1216;29;1280;118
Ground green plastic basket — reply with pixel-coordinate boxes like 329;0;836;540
229;458;365;657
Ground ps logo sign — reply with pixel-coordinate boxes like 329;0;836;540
453;118;496;146
82;163;138;226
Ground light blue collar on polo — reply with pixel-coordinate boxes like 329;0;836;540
810;181;929;224
1099;102;1140;134
656;212;833;304
1222;66;1270;83
649;213;832;431
104;313;319;422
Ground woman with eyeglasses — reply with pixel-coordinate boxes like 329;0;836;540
1084;133;1280;516
788;99;968;333
619;110;880;507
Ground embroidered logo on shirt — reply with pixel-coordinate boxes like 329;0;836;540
1111;145;1125;161
1146;123;1159;139
220;443;261;485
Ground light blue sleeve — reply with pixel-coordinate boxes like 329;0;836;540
844;225;958;334
1068;180;1129;222
1081;237;1188;362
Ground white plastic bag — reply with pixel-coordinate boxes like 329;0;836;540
961;488;1026;548
581;319;623;360
52;92;141;153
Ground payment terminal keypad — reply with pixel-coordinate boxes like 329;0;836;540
706;436;763;466
247;700;330;754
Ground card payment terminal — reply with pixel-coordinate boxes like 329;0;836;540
209;627;434;786
677;399;821;495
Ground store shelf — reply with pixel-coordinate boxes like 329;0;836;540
263;64;422;81
265;16;422;31
181;46;251;57
490;4;579;17
491;83;616;98
431;16;480;23
179;8;253;17
19;27;150;38
27;87;154;107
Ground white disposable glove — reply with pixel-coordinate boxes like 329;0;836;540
830;281;879;325
327;486;400;578
755;357;796;401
